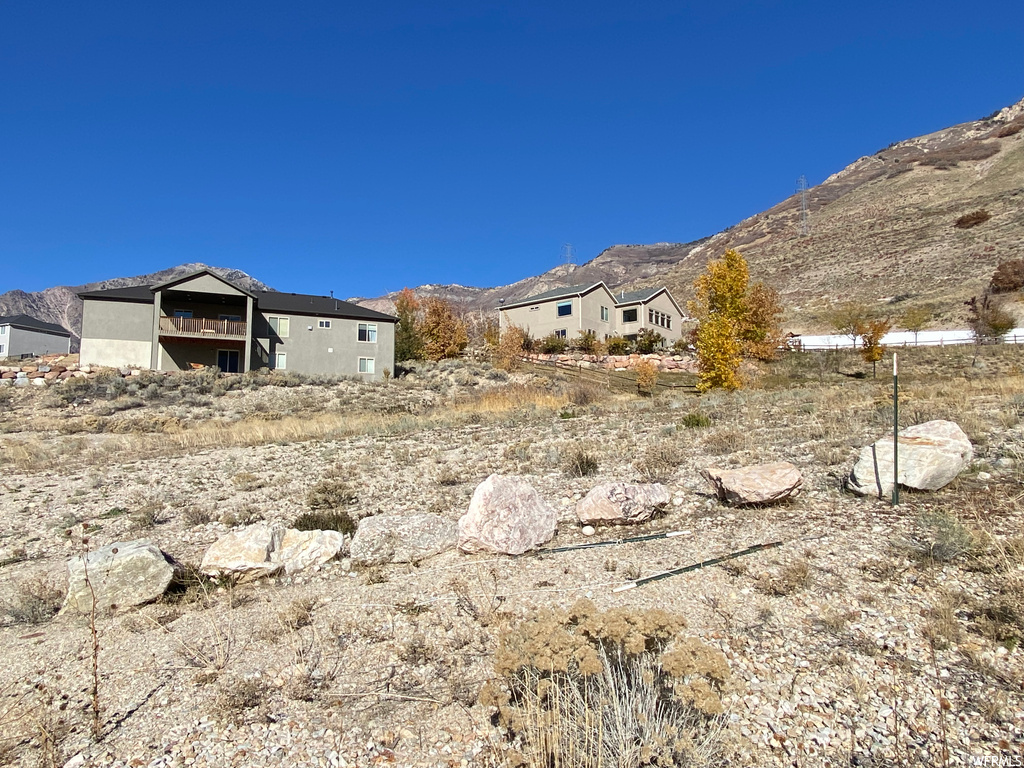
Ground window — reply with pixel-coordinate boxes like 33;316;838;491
274;352;287;370
318;320;331;329
600;306;609;322
529;306;540;312
622;308;638;323
269;317;290;338
173;309;193;318
554;329;567;339
0;325;6;335
358;357;375;374
0;344;5;355
358;323;377;342
556;300;573;317
219;314;241;322
647;309;672;329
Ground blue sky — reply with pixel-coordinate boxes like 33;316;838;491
1;1;1021;298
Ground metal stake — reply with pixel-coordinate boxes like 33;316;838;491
893;352;900;506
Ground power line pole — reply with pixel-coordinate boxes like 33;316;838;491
562;243;575;265
797;175;810;237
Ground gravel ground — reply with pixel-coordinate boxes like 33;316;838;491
1;356;1023;767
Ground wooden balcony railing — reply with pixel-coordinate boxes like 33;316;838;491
159;316;248;339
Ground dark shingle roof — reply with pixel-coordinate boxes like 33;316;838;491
0;314;72;336
614;287;662;305
254;292;396;322
78;285;155;302
500;282;609;309
77;284;395;322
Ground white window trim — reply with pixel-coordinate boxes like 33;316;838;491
554;329;567;338
269;316;290;338
319;319;331;328
0;344;5;355
275;352;287;370
358;323;377;343
358;357;375;374
622;308;638;323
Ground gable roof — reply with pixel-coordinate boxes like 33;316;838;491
612;286;685;315
0;314;72;337
151;268;256;298
499;282;613;310
613;287;661;305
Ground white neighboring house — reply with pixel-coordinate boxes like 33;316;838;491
0;315;72;359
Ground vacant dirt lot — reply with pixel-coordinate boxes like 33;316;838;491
1;349;1022;767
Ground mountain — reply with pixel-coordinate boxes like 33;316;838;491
0;263;271;352
357;97;1024;331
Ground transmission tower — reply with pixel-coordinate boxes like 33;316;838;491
562;242;576;265
797;175;810;237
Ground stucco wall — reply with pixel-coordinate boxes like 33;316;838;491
500;287;616;341
0;326;71;357
164;273;247;296
80;299;154;367
639;293;684;342
79;338;153;368
82;299;153;343
255;311;396;380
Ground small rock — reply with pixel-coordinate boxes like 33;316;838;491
581;525;596;536
575;482;669;525
702;462;802;506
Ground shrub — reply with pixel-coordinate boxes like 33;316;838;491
572;329;599;354
903;510;979;562
966;295;1016;343
494;325;529;371
991;260;1024;293
634;359;659;396
566;382;602;406
606;336;630;355
562;447;598;477
292;510;357;536
681;411;713;429
955;209;991;229
635;440;683;482
634;328;664;354
481;600;727;767
539;333;568;354
915;141;999;168
1;575;64;625
306;479;357;510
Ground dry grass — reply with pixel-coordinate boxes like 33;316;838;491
1;574;65;625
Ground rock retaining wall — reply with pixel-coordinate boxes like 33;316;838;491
525;352;697;372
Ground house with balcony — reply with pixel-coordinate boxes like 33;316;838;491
497;282;685;345
78;269;396;380
0;315;72;359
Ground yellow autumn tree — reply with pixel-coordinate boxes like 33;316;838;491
420;297;469;360
689;250;749;392
859;318;892;378
688;249;783;391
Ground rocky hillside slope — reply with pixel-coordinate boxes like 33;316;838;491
0;264;270;351
359;97;1024;331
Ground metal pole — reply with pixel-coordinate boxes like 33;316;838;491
893;352;900;506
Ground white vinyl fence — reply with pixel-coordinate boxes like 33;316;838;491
789;328;1024;351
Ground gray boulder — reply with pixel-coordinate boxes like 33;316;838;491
702;462;803;506
847;420;973;498
575;483;669;526
458;474;557;555
201;524;285;580
200;524;346;580
64;540;177;614
350;513;457;566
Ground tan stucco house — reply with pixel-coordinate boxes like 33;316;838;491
78;269;396;380
498;282;685;345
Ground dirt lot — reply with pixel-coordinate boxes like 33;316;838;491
1;348;1022;767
